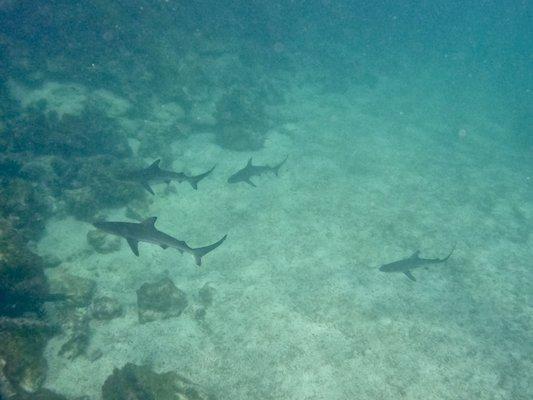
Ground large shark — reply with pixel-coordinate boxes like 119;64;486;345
123;160;215;195
93;217;227;266
379;245;455;281
227;156;288;187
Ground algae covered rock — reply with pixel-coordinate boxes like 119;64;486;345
0;221;50;317
87;229;122;254
101;363;215;400
58;312;90;360
136;278;188;324
91;296;123;320
48;272;96;307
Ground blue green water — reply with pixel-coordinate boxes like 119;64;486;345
0;1;531;399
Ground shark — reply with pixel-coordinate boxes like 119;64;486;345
227;156;288;187
379;245;456;281
123;159;215;195
93;217;227;266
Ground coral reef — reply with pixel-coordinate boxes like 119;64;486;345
1;99;146;221
101;363;215;400
136;278;188;324
0;221;51;317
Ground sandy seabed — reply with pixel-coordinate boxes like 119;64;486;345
37;75;532;400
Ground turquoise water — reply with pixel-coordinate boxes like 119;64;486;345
0;2;531;399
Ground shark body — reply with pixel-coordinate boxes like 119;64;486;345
379;246;455;281
227;156;288;187
124;160;215;195
93;217;226;266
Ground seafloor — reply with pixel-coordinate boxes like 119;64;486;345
21;61;532;399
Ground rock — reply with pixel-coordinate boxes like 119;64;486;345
58;313;90;360
91;296;123;320
86;229;122;254
48;273;96;307
198;283;215;308
101;363;215;400
136;278;187;324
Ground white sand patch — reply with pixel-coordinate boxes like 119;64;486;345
7;80;131;119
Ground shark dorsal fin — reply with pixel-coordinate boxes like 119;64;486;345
142;217;157;227
247;157;253;167
411;250;421;259
148;159;161;170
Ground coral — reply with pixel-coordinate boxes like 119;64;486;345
91;296;123;320
136;278;188;324
0;327;50;395
101;363;215;400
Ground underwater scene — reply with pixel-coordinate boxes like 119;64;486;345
0;1;531;399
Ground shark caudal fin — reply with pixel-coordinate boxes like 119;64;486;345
441;244;456;262
273;155;288;176
192;234;227;266
187;165;216;190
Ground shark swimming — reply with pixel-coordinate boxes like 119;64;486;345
123;159;215;195
227;156;288;187
93;217;227;266
379;245;456;281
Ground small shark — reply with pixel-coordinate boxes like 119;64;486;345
227;156;288;187
379;245;456;281
124;159;215;195
93;217;227;266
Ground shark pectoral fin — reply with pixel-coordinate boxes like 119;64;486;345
245;178;257;187
165;180;171;185
142;181;155;195
127;239;140;256
404;271;416;281
160;244;168;249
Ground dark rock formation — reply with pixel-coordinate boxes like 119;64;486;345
48;273;96;308
91;296;123;321
136;278;188;324
101;363;215;400
58;312;90;360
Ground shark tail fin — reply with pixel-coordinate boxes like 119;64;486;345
273;155;288;176
192;234;227;266
188;165;216;190
442;244;456;262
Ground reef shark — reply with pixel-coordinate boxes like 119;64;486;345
227;156;288;187
379;245;456;281
93;217;227;266
124;159;215;195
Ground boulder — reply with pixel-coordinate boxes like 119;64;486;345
91;296;123;320
136;278;187;324
101;363;215;400
48;273;96;307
